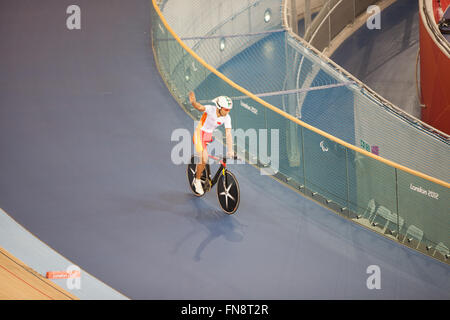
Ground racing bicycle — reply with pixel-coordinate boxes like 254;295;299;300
187;154;240;214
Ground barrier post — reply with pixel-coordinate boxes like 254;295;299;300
291;0;298;34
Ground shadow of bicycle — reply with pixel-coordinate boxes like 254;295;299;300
171;193;246;261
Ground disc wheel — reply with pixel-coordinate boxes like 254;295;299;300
187;155;210;197
216;171;240;214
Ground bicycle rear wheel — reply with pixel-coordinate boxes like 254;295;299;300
187;155;209;196
216;171;240;214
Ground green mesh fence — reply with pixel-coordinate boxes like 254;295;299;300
151;0;449;262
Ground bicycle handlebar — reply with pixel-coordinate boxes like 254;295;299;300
208;154;239;163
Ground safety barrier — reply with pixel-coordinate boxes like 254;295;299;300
151;0;449;263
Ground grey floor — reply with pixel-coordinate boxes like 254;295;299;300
0;0;449;299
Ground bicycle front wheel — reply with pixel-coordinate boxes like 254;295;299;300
216;171;240;214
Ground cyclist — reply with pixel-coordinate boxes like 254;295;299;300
189;91;234;195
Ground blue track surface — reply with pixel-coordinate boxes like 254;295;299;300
0;0;449;299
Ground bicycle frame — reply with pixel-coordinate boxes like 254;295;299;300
206;154;229;188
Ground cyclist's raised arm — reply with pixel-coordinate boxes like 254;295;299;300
225;127;234;158
189;91;205;112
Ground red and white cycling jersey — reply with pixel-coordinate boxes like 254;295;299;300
193;105;232;153
198;105;232;133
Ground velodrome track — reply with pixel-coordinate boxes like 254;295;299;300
0;0;449;299
331;0;421;118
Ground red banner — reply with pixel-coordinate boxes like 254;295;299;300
46;270;81;279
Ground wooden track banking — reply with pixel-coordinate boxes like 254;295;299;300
0;247;78;300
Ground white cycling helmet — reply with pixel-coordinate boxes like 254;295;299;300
213;96;233;110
